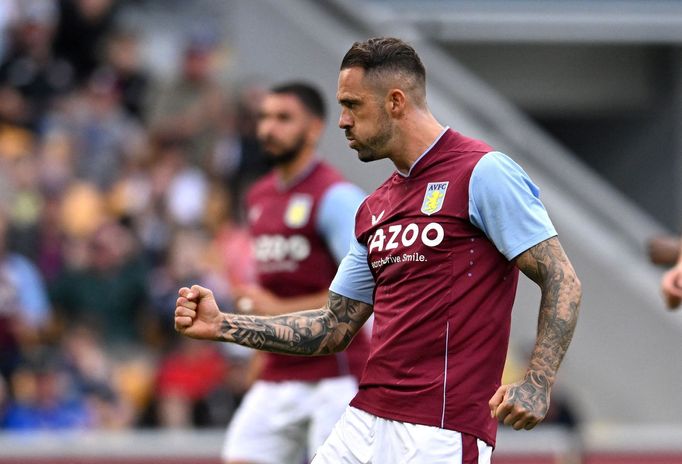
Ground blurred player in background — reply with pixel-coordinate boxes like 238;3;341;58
221;82;369;464
176;38;581;463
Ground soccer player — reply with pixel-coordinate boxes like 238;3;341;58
220;82;370;464
175;38;582;463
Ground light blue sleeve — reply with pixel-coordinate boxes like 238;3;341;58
317;182;367;263
468;151;557;260
329;236;375;305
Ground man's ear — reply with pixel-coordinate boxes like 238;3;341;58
386;88;406;117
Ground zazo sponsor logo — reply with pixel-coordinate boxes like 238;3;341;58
368;222;444;253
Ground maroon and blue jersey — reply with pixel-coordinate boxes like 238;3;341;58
246;160;370;382
329;128;557;446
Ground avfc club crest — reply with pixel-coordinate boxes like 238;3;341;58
284;194;313;228
421;182;449;215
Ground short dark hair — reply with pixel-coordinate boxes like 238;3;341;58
340;37;426;92
270;82;326;120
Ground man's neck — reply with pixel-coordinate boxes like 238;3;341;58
391;113;445;175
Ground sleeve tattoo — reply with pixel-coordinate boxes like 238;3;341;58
515;236;582;387
217;291;373;355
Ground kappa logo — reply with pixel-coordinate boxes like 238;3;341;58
371;210;385;226
421;182;449;216
284;194;313;228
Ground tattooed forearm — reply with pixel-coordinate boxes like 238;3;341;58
217;291;373;356
516;237;582;386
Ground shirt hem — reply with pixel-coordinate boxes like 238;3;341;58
260;371;349;382
350;398;496;447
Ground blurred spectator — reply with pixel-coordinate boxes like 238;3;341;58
58;181;106;239
164;153;209;229
204;182;256;290
33;195;64;283
45;70;147;190
29;132;78;282
0;0;74;128
99;28;149;121
151;339;230;428
0;207;52;382
146;30;226;168
0;130;44;260
0;0;19;61
213;83;271;213
61;325;134;429
112;350;155;427
6;160;47;267
37;128;76;193
147;227;232;348
2;350;90;430
0;283;21;383
53;0;116;84
61;324;114;396
102;132;159;260
0;374;7;420
49;220;150;346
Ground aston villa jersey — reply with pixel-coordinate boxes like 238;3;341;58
246;161;370;382
330;128;557;446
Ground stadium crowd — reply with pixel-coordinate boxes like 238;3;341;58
0;0;269;431
0;0;580;435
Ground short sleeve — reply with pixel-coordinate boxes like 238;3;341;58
468;151;557;260
317;182;367;263
329;236;375;304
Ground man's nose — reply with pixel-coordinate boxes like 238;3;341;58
338;110;352;129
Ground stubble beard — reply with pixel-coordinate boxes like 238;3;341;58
355;112;393;163
262;133;307;167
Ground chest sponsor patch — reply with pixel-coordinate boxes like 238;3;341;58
421;182;449;216
284;194;313;228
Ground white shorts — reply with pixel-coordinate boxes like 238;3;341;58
311;406;493;464
222;376;358;464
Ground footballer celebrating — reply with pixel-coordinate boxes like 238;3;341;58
176;38;581;463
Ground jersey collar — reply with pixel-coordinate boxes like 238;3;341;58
397;126;450;178
276;158;320;192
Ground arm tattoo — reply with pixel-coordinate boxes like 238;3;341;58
217;291;373;356
515;237;582;388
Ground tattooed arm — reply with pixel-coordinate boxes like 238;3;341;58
174;285;373;355
489;236;582;430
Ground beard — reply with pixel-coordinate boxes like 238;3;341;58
349;111;393;163
261;132;307;167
